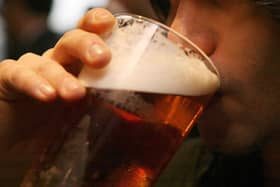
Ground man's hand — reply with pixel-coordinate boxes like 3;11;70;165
0;8;116;151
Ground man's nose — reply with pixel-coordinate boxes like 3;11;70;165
170;17;218;57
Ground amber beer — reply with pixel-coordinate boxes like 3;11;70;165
20;90;211;187
81;88;210;187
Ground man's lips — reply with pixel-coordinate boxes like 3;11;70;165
206;90;223;110
195;91;222;124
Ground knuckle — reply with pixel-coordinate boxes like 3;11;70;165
37;59;64;74
58;28;102;50
42;48;54;57
18;52;37;61
55;29;85;51
0;59;16;73
7;64;25;85
1;59;36;86
36;60;53;73
80;33;100;46
63;29;84;40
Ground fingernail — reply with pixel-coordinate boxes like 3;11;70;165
87;43;109;66
90;43;105;56
36;84;56;99
93;9;113;22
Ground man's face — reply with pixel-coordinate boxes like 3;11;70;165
163;0;280;154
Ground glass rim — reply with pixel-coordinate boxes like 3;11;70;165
113;12;220;79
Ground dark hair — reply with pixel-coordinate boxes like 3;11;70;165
2;0;53;14
254;0;280;21
24;0;53;14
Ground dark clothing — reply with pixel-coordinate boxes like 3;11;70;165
6;29;60;59
154;137;264;187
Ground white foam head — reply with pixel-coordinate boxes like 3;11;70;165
79;15;220;96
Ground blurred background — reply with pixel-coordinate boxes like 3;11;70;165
0;0;157;60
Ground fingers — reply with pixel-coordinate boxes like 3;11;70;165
45;8;115;69
0;53;86;102
21;53;86;100
0;59;55;102
43;8;115;71
47;29;111;69
0;8;115;102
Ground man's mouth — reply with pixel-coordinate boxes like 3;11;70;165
207;90;223;107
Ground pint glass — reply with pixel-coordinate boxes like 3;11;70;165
21;14;220;187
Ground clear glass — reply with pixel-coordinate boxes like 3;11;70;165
21;14;220;187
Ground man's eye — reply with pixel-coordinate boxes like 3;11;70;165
150;0;171;22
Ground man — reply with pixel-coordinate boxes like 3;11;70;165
152;1;280;186
1;0;60;59
0;0;279;186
